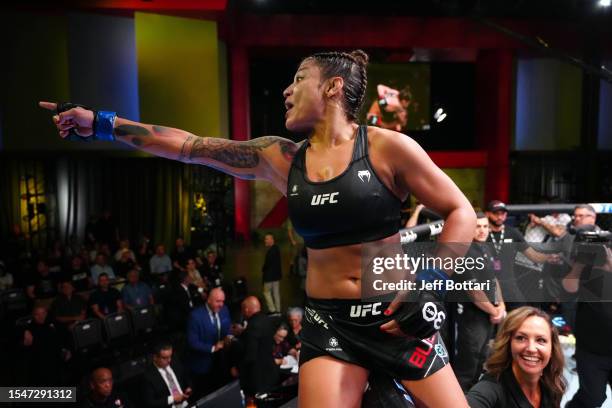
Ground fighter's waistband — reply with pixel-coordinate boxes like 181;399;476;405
306;296;395;325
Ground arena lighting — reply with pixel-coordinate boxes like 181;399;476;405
434;108;447;123
599;0;611;7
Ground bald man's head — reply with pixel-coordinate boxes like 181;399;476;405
241;296;261;319
90;368;113;398
207;287;225;313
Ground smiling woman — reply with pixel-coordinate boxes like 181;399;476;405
467;306;567;408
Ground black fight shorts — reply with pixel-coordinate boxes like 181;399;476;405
299;297;449;381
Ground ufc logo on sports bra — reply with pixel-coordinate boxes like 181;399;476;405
311;192;339;206
349;302;382;318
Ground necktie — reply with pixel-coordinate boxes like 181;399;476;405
215;313;221;341
164;367;180;395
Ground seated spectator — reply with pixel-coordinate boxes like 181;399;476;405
286;307;303;353
0;259;14;290
66;255;91;292
22;305;66;386
272;325;292;365
114;239;136;263
185;258;206;289
50;279;86;331
150;244;172;278
90;254;116;284
171;237;198;272
89;273;123;319
80;367;131;408
121;268;154;308
201;250;223;288
136;234;154;275
26;259;58;300
115;249;140;279
141;342;192;408
467;306;566;408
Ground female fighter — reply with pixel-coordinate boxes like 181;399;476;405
41;49;475;407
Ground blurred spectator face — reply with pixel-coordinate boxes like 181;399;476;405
120;251;131;262
207;288;225;313
510;316;552;378
32;306;47;324
288;313;302;329
274;328;288;345
90;368;113;398
474;217;490;242
264;234;274;247
119;240;129;250
36;260;50;276
153;347;173;369
127;269;139;284
60;281;74;297
486;210;507;228
95;254;106;266
573;207;596;227
207;252;217;264
155;245;165;256
186;259;197;270
176;238;184;248
99;244;111;257
71;256;83;269
98;274;110;290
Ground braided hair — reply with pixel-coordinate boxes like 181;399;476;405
306;50;369;121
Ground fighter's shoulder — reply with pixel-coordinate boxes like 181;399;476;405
366;126;423;159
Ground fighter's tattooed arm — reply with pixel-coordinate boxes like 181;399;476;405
110;117;298;185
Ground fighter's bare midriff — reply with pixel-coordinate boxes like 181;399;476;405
305;232;401;299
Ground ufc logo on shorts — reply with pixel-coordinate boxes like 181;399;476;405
421;302;445;330
311;192;339;206
349;302;382;318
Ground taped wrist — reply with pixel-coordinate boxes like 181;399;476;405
56;102;116;142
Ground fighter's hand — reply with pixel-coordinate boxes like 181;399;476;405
39;101;95;138
379;290;410;337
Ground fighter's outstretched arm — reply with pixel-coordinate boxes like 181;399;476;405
39;102;298;189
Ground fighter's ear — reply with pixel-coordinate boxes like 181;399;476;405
326;77;344;97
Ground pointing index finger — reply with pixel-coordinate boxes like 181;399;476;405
39;101;57;111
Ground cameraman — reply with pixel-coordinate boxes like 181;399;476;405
563;205;612;408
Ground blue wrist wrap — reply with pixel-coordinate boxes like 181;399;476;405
94;111;116;141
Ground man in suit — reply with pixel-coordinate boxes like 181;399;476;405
232;296;279;397
141;342;192;408
262;234;282;313
163;271;198;332
186;287;232;400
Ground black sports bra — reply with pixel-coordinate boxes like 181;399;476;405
287;125;402;249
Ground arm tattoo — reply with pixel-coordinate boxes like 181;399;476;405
279;140;298;162
187;136;278;168
178;135;196;162
114;125;151;138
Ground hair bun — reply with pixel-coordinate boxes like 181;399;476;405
350;49;369;66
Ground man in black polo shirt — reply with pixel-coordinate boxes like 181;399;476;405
452;212;506;391
89;273;123;319
50;279;86;346
564;204;612;408
485;200;557;310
